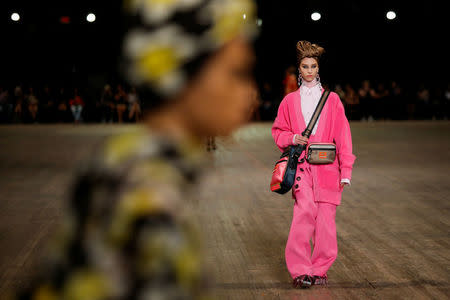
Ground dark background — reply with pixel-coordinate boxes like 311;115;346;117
0;0;448;93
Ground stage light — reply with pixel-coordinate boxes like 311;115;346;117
11;13;20;22
311;12;321;21
386;11;396;20
243;14;247;20
87;13;96;23
257;18;263;27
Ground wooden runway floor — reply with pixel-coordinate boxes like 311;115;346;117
1;122;449;299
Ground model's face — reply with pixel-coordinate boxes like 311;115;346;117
299;57;319;82
179;37;256;137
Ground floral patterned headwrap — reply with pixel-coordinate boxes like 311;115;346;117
122;0;259;101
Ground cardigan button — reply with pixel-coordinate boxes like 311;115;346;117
296;177;301;181
295;184;299;188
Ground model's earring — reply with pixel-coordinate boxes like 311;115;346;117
298;69;302;87
316;73;323;90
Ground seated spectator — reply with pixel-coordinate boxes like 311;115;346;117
127;86;141;122
334;84;346;101
389;81;405;120
358;80;372;121
114;84;128;123
445;83;450;120
56;87;71;122
283;66;298;96
69;88;85;123
100;84;115;123
374;83;389;120
40;85;56;123
416;84;431;120
26;87;39;123
13;86;25;123
0;87;13;123
344;83;360;120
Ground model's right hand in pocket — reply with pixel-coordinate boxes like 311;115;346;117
294;134;309;145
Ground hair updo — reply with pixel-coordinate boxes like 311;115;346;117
296;40;325;65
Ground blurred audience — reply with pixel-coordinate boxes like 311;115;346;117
283;66;298;96
1;80;449;124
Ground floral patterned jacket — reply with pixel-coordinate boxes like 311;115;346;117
11;126;211;300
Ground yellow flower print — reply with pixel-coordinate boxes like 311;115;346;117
63;270;109;300
125;0;202;25
108;185;180;245
104;128;151;166
201;0;257;46
137;46;179;81
34;285;58;300
124;25;198;96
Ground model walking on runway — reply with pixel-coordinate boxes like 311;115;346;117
271;41;356;288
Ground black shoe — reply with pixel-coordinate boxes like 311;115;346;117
292;275;313;288
312;275;328;286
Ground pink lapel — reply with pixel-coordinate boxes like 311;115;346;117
292;87;328;138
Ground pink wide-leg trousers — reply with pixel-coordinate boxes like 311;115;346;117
285;162;338;278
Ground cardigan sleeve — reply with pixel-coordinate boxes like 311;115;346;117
341;178;351;186
333;95;356;181
271;97;295;152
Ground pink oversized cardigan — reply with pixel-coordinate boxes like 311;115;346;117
271;88;356;205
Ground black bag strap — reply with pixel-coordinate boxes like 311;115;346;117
302;90;331;138
289;90;330;158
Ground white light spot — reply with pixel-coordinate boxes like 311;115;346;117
311;12;321;21
386;11;396;20
11;13;20;22
243;14;247;20
257;18;263;27
87;13;96;23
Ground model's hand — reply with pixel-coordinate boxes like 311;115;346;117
294;134;309;145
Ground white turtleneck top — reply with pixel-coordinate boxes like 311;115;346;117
292;78;351;186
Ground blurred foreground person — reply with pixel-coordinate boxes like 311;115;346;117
9;0;258;299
